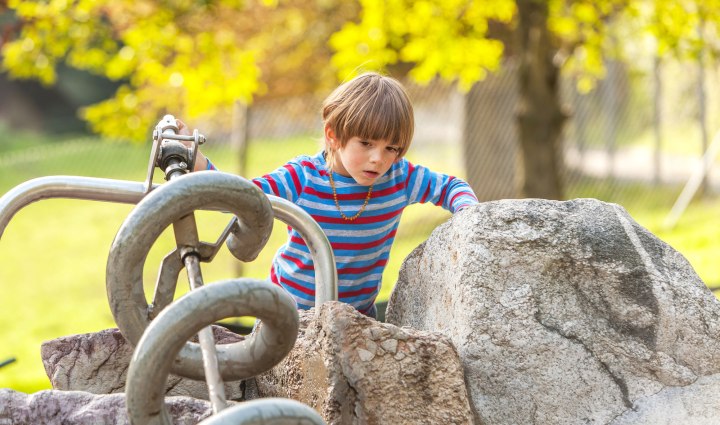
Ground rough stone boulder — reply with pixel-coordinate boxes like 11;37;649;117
387;198;720;424
255;301;474;424
0;388;212;424
41;326;246;400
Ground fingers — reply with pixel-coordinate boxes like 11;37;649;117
175;118;192;136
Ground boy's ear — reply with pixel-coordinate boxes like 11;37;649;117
324;124;339;149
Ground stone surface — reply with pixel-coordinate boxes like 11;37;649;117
0;388;212;425
41;326;246;400
387;199;720;425
255;301;474;424
609;373;720;425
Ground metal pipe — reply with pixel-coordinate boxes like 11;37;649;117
0;176;338;308
106;171;276;381
198;398;326;425
185;255;228;413
266;195;338;307
0;175;156;240
125;278;299;425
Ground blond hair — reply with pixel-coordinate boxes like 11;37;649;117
322;72;414;169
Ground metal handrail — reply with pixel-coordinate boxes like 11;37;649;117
0;178;338;305
0;175;156;240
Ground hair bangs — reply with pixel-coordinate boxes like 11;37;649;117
323;72;415;158
343;80;413;154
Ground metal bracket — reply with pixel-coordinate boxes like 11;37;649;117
143;115;206;193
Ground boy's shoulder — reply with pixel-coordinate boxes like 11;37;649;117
287;151;325;171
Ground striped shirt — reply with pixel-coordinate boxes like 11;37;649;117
251;151;478;315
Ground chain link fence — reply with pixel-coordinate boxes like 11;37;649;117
1;56;718;288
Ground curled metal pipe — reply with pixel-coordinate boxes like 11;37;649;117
125;278;300;425
107;171;275;381
0;175;156;240
198;398;326;425
266;195;338;307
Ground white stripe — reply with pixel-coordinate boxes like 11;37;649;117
276;259;315;284
323;219;399;238
278;173;294;198
296;195;405;215
338;273;384;287
335;247;390;263
283;244;390;264
409;167;426;201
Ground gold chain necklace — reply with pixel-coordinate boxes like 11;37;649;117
327;171;373;221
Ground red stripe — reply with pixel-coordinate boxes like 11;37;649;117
419;184;432;203
305;183;404;200
436;176;454;206
339;285;377;298
300;160;320;172
281;252;314;271
373;183;404;197
405;161;415;187
288;228;395;251
338;258;387;275
289;235;307;246
284;164;302;194
450;191;477;206
256;174;280;195
279;275;316;296
330;229;396;250
311;207;402;225
269;267;282;286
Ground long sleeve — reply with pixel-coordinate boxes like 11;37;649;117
251;158;309;202
404;162;478;212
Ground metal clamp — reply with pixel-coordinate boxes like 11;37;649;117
144;114;206;193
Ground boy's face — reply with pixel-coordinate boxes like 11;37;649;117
330;136;401;186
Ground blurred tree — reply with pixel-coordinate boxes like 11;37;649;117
330;0;720;199
1;0;357;141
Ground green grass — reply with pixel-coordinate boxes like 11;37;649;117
0;127;717;392
0;131;450;392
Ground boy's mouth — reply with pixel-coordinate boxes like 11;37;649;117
362;170;379;179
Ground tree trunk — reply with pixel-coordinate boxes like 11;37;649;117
515;0;566;200
463;65;520;201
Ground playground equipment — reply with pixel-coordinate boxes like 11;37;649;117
0;115;337;424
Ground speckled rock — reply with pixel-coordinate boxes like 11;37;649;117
41;326;246;400
255;301;474;424
0;388;212;425
387;199;720;425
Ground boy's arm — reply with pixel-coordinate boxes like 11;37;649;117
405;162;478;213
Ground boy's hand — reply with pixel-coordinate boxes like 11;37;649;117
176;119;191;136
174;118;209;172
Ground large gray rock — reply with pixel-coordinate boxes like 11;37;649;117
0;388;211;424
41;327;246;400
387;199;720;425
609;373;720;425
256;301;475;424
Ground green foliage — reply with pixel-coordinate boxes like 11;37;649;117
2;0;355;141
330;0;720;93
330;0;514;90
5;0;720;143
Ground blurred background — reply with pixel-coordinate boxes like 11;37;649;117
0;0;718;392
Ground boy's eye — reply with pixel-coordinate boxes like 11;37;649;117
360;140;371;147
387;146;400;153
